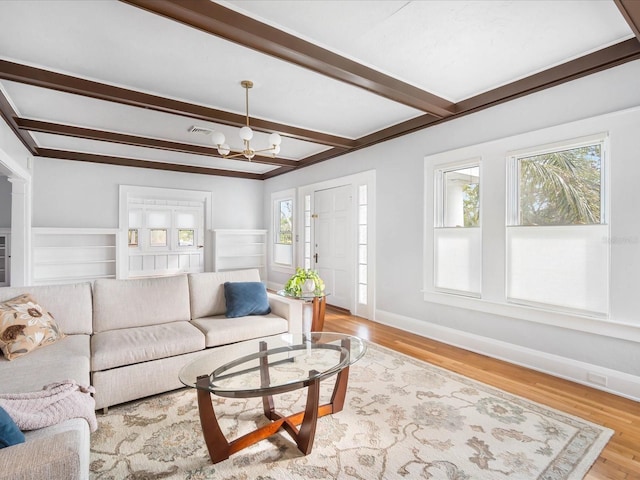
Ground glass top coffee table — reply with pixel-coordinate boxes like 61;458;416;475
179;332;366;463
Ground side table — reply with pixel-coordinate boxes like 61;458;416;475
277;290;328;331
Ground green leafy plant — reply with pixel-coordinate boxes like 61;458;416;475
284;268;325;296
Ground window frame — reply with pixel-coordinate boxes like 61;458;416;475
433;158;482;298
507;133;607;228
505;133;609;317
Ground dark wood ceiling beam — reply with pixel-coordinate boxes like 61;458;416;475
36;148;264;180
266;39;640;179
0;90;38;155
16;118;299;168
615;0;640;39
0;59;354;149
120;0;456;118
456;38;640;114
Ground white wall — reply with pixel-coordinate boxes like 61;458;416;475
0;176;11;227
32;157;264;230
264;60;640;394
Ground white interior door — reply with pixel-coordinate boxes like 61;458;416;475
314;185;353;310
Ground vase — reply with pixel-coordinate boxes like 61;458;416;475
302;279;316;294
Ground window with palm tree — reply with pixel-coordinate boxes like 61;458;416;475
516;144;602;226
507;135;608;316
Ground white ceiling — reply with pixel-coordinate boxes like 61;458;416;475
0;0;637;178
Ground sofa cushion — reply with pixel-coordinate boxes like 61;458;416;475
0;283;92;335
93;275;191;332
0;406;24;448
188;270;262;319
190;314;288;348
0;294;65;361
224;282;271;318
0;335;91;395
91;321;205;371
2;418;88;480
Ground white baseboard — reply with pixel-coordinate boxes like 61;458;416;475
375;309;640;402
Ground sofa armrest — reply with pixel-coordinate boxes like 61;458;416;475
0;429;84;480
267;292;304;334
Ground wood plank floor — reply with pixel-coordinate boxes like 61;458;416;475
323;308;640;479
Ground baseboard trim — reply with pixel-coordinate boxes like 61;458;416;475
375;309;640;402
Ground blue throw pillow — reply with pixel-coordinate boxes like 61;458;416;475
224;282;271;318
0;406;25;449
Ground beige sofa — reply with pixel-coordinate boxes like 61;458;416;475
0;282;93;480
91;269;301;410
0;269;302;480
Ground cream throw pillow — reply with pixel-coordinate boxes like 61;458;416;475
0;294;65;361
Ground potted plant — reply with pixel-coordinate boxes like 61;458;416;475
284;268;325;296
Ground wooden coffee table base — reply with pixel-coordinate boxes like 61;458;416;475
195;363;350;464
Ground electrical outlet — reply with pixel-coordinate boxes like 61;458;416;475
587;372;608;386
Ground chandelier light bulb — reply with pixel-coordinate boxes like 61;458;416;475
218;144;230;156
239;126;253;141
272;144;281;155
268;132;282;147
211;131;225;146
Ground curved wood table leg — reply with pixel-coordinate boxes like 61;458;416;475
297;371;321;454
196;375;230;463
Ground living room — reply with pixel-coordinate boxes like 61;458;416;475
1;1;639;478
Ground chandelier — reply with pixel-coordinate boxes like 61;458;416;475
210;80;282;161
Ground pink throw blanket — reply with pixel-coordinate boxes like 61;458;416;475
0;379;97;432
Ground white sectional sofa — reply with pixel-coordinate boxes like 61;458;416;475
0;282;93;480
0;269;302;480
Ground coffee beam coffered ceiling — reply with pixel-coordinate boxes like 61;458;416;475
0;0;639;179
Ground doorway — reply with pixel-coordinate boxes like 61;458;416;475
298;170;375;320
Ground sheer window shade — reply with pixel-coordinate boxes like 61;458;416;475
434;227;482;296
506;225;608;316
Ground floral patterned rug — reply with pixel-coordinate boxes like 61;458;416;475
90;342;612;479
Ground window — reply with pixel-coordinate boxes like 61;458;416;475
271;190;295;271
178;229;195;247
150;229;167;247
433;162;481;296
506;134;608;316
128;229;138;247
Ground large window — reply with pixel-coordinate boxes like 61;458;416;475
434;162;481;296
506;134;608;316
271;190;295;271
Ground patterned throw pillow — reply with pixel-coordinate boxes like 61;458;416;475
0;294;65;361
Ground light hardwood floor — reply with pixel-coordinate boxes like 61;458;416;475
323;308;640;479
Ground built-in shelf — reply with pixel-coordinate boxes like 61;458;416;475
32;228;118;285
213;229;267;281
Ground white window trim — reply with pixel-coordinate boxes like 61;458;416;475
422;116;639;343
270;188;296;275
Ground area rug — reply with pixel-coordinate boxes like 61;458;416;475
90;342;613;479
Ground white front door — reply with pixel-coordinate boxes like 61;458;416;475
313;185;353;311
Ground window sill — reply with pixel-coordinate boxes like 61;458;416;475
422;290;640;343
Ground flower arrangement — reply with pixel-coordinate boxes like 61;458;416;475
284;268;325;296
